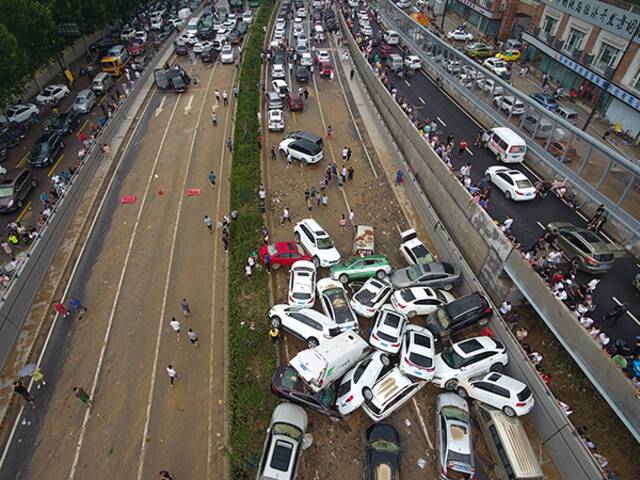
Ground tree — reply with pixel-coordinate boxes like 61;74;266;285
0;24;28;108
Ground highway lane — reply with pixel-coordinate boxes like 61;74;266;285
0;50;235;479
356;15;640;346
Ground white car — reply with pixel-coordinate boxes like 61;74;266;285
390;286;455;318
369;306;407;354
223;19;236;29
288;260;316;308
36;84;70;105
293;24;304;37
220;45;235;64
404;55;421;70
294;15;303;24
399;325;436;381
180;32;198;44
268;109;285;131
300;52;313;67
168;18;184;28
120;28;136;41
269;304;340;348
336;351;391;415
242;11;253;24
271;63;286;79
456;372;535;417
317;278;359;332
274;28;285;41
399;228;435;265
294;218;340;267
350;278;392;318
0;104;39;125
445;59;462;74
433;337;508;390
272;79;289;97
134;31;148;43
296;7;307;17
493;95;525;115
360;24;373;36
362;367;425;421
447;29;473;41
151;19;164;30
476;77;504;95
485;166;536;201
483;57;509;77
316;50;330;63
194;41;214;54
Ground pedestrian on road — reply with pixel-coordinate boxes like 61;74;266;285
603;303;628;327
180;298;192;317
281;207;292;224
159;471;173;480
474;130;483;146
14;381;34;405
204;215;213;233
208;171;217;188
187;328;199;347
222;234;229;252
542;73;549;89
54;302;70;318
73;386;91;406
327;125;333;138
215;89;220;103
347;147;352;162
342;146;349;161
265;254;271;272
226;137;233;152
166;365;177;387
257;133;263;149
349;209;355;224
303;87;309;100
170;317;181;341
321;193;328;207
211;111;217;126
458;140;468;160
395;169;403;186
287;152;293;168
222;90;228;106
341;165;347;183
269;326;280;344
271;146;276;161
233;86;238;98
348;166;354;181
350;69;355;80
1;240;11;257
339;214;347;229
245;263;253;278
68;298;88;316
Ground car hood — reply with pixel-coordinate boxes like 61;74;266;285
368;450;400;480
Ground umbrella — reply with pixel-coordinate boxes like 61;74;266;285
18;363;37;377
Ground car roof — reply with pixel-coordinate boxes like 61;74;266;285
453;336;499;356
476;372;524;390
409;286;437;300
370;368;414;404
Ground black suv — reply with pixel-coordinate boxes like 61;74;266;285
284;130;323;148
30;132;63;168
425;292;492;339
271;366;342;418
295;66;310;82
0;169;36;212
46;112;80;136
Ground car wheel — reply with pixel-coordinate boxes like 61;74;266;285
271;262;280;270
503;406;516;417
380;354;390;366
408;310;417;318
489;362;504;373
307;337;319;348
444;379;458;391
294;232;301;242
505;190;511;200
339;273;349;284
270;316;281;328
312;256;320;268
456;386;468;398
362;387;373;400
375;269;386;280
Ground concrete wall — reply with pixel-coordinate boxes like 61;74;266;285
340;10;607;479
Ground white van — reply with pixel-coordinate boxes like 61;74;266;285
482;127;527;163
554;105;579;125
91;72;113;96
187;17;200;34
386;53;403;70
473;403;544;479
314;24;325;42
384;30;399;45
289;331;371;392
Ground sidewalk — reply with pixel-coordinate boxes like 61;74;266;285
439;12;640;161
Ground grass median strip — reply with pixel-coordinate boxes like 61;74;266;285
227;1;276;478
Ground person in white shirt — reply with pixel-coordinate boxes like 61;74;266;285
597;332;610;348
501;216;514;232
169;317;181;342
166;365;177;387
528;352;543;365
579;316;594;328
499;301;512;316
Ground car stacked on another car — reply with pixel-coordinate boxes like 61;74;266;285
36;84;70;105
390;262;461;290
455;372;535;417
370;306;407;354
336;351;391;415
399;228;435;265
329;254;392;284
425;292;492;339
316;278;359;332
350;277;392;318
391;286;455;318
269;304;340;348
288;260;316;308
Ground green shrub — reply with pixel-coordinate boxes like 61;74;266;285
227;1;276;478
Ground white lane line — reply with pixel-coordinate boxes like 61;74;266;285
465;147;474;156
404;80;411;87
612;296;640;326
184;94;194;115
68;93;182;480
536;221;545;230
136;62;220;480
0;82;160;477
418;96;425;105
411;398;433;450
436;116;446;127
155;96;166;117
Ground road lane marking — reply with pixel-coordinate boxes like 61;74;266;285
612;296;640;326
15;201;31;223
184;94;194;115
412;398;434;449
537;221;545;230
137;61;220;480
404;80;411;87
155;96;166;117
436;116;446;127
17;152;29;168
464;147;474;156
75;119;89;137
418;96;425;104
47;154;65;177
68;92;182;480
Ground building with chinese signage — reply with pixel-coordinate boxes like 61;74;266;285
522;0;640;136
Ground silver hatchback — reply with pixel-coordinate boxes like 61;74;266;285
73;89;97;114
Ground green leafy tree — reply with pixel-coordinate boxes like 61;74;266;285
0;24;27;108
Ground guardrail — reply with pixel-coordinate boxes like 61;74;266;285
370;0;640;251
338;7;609;479
0;30;178;372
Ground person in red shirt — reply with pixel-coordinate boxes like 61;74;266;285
458;140;468;160
54;302;70;318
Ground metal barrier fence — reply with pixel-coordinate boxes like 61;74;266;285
371;0;640;249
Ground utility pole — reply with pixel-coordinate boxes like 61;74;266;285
583;22;640;131
439;0;448;33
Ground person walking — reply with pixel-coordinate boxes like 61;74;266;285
169;317;181;342
68;298;88;317
347;166;355;181
73;386;92;406
180;298;192;317
226;137;233;152
14;381;34;405
54;301;70;318
281;206;291;224
204;215;213;234
215;89;220;103
395;169;403;186
208;171;217;188
349;208;355;225
339;213;347;229
222;90;228;106
342;146;349;161
350;69;355;80
166;365;177;387
474;130;484;146
257;133;263;149
211;111;217;126
286;152;293;168
321;193;328;207
187;328;199;347
222;234;229;252
1;240;12;257
269;326;280;344
271;146;276;161
603;303;628;327
542;73;549;89
159;471;173;480
458;139;468;160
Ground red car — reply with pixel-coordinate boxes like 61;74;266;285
286;92;304;112
319;62;333;78
128;39;145;56
259;242;311;269
378;44;393;58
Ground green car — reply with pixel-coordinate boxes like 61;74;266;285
329;255;392;284
465;43;494;59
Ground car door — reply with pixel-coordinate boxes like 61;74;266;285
16;171;29;199
488;383;512;409
301;225;314;252
495;172;513;194
468;380;494;404
416;298;440;314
